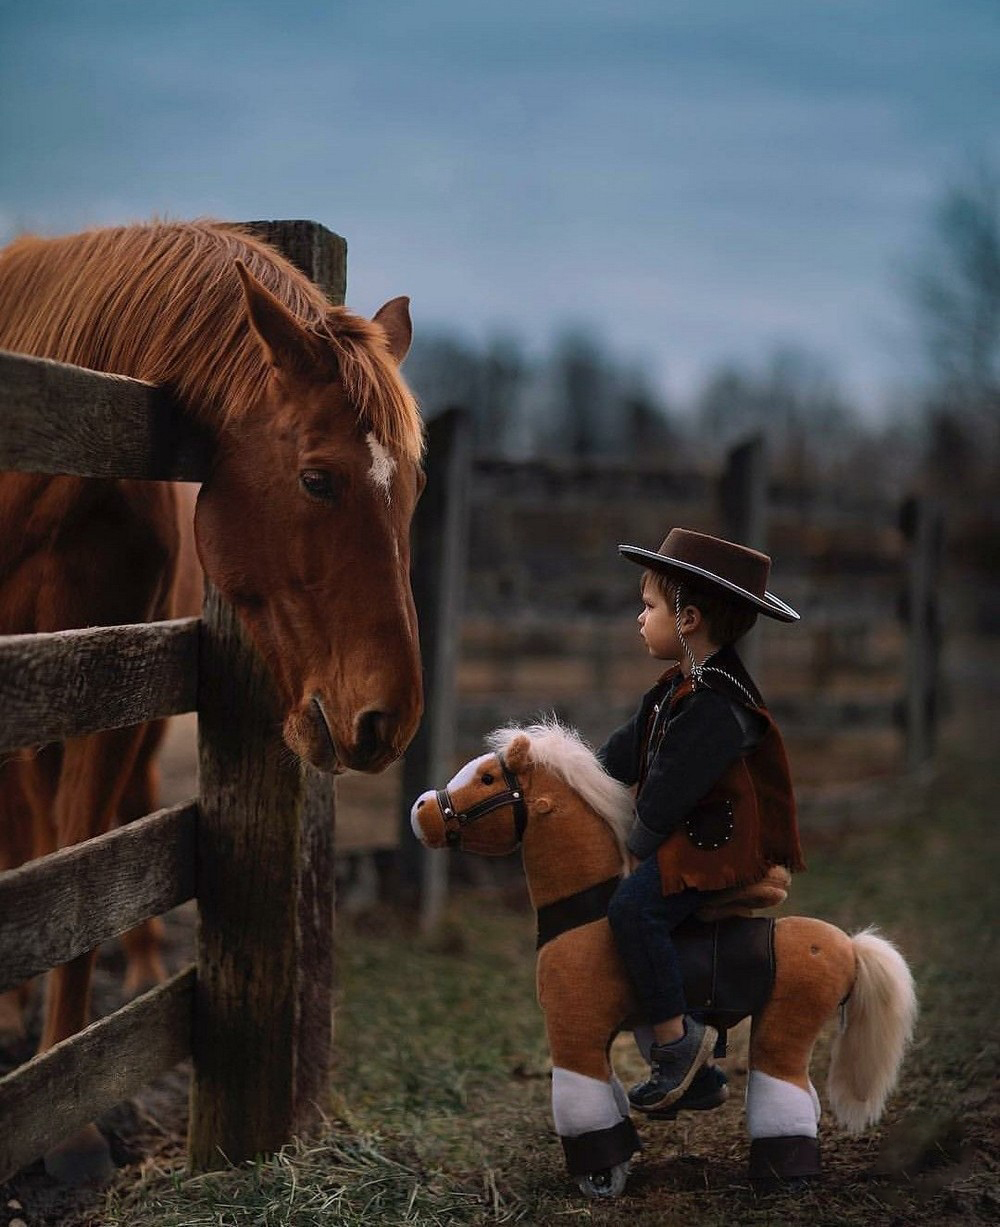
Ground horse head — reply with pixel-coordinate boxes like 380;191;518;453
410;735;541;856
194;262;424;773
411;722;633;893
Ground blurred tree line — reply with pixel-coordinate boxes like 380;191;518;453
405;163;1000;519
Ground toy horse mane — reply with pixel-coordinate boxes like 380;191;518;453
487;720;635;853
0;220;423;460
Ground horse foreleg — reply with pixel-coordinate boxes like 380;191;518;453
746;916;855;1184
0;749;60;1042
38;727;149;1186
118;721;169;995
41;727;148;1051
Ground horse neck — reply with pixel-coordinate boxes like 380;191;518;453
520;768;624;911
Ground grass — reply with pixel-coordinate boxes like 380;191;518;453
52;721;1000;1225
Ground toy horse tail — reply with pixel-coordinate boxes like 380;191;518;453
827;927;917;1134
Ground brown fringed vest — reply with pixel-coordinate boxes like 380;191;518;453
643;654;806;894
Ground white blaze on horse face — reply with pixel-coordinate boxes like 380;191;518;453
366;432;396;504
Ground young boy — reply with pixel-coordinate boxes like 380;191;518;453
600;528;805;1112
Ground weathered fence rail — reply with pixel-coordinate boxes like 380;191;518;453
0;970;195;1181
0;219;345;1181
0;620;200;751
0;802;197;992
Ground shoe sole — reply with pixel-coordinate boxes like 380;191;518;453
631;1024;719;1113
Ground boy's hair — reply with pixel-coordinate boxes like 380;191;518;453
642;568;758;645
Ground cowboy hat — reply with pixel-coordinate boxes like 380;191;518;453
619;528;799;623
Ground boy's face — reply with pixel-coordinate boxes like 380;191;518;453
637;579;681;660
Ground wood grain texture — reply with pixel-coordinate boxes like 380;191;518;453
188;585;334;1168
241;221;347;305
0;801;197;993
0;349;211;480
0;617;199;753
0;966;193;1182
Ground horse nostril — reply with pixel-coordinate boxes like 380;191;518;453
354;709;395;767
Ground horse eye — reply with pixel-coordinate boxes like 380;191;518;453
299;469;338;502
481;772;494;785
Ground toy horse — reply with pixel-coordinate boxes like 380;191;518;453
411;721;917;1199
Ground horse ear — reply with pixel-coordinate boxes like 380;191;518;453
372;296;412;364
235;260;325;374
504;733;532;773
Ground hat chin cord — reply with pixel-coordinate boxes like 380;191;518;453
675;588;713;687
674;588;758;706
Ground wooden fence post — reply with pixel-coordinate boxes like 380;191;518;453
719;434;768;673
900;495;944;770
189;221;344;1168
398;407;473;931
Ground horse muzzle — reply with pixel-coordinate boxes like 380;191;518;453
410;790;447;847
283;697;413;774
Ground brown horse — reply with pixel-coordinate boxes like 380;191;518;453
411;721;917;1199
0;221;424;1172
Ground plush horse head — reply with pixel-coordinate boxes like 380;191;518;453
0;221;425;772
411;720;632;905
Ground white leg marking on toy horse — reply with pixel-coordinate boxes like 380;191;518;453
410;754;492;837
552;1067;628;1137
745;1070;821;1139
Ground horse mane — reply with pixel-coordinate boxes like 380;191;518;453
0;220;423;460
486;719;635;854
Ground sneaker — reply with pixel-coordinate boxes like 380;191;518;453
628;1017;719;1112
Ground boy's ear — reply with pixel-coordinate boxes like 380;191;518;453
504;734;532;773
530;796;553;816
679;603;702;634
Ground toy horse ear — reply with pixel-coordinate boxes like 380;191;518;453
372;296;412;364
235;260;330;375
503;733;532;774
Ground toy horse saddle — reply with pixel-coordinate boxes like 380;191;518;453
674;915;776;1026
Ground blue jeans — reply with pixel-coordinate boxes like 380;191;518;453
607;856;711;1026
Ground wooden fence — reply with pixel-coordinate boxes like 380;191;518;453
452;440;943;772
0;220;344;1179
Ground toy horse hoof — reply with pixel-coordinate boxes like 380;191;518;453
43;1124;116;1187
748;1135;821;1188
575;1161;629;1199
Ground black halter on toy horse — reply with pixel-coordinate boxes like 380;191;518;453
434;754;528;846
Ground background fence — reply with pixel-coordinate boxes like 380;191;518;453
333;432;945;916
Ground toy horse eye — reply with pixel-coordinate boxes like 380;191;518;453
299;469;339;502
481;772;494;785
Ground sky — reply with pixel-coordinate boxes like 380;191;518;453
1;0;998;417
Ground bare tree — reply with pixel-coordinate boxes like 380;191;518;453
907;161;1000;428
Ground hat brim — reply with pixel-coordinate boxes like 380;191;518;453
618;544;800;623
